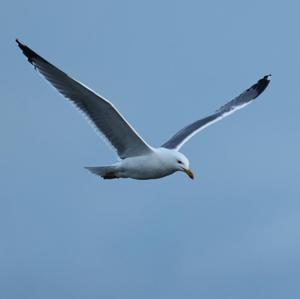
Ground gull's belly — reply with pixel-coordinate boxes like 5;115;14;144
118;154;175;179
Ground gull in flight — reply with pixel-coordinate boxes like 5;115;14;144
16;39;270;180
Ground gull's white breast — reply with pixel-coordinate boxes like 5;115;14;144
116;148;177;179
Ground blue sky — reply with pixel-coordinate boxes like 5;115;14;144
1;0;300;298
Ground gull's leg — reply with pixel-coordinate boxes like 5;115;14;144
85;166;120;179
102;172;119;179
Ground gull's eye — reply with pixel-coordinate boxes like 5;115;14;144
177;160;183;164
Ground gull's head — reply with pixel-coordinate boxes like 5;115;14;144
172;151;194;180
155;148;194;179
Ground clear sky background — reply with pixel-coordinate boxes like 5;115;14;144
1;0;300;298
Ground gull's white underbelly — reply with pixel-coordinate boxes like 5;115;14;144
116;151;176;179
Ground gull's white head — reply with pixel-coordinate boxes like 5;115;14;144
155;149;194;180
155;148;194;179
172;151;194;179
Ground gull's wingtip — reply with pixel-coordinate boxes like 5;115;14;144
254;74;271;97
16;39;37;64
16;38;24;49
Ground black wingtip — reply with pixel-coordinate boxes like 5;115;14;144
16;39;38;64
16;38;26;51
254;74;271;97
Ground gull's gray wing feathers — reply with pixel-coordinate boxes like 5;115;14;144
162;75;271;150
16;39;152;159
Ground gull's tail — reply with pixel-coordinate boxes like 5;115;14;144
85;166;119;179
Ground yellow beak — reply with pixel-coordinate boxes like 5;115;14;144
184;168;194;179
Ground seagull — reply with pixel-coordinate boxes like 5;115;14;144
16;39;270;180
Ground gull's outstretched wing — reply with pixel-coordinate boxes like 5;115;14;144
16;39;152;159
162;75;271;150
